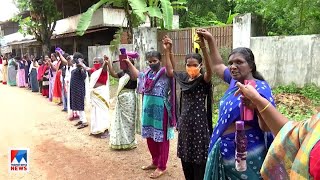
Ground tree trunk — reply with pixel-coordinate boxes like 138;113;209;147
42;43;50;56
41;21;51;56
42;34;50;56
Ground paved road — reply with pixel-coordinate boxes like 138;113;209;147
0;84;183;180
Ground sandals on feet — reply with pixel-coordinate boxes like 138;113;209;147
74;121;82;126
77;123;88;129
142;164;157;170
150;169;166;179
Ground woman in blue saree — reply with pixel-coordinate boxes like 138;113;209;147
197;29;275;180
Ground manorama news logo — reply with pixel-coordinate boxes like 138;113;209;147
9;148;30;172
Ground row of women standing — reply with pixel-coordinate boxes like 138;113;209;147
0;54;33;87
57;28;274;179
140;29;320;180
123;28;276;180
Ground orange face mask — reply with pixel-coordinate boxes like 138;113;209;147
186;65;201;79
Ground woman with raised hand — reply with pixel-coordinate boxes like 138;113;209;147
197;28;275;180
125;50;177;179
163;30;214;180
106;55;139;150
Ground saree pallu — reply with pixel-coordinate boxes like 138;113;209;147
52;70;62;103
139;67;176;142
30;68;39;92
205;128;269;180
90;85;110;135
205;76;275;180
110;73;138;150
261;113;320;180
110;89;137;150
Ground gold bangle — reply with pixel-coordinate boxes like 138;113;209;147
259;102;271;113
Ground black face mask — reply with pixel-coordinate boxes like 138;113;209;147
149;62;160;71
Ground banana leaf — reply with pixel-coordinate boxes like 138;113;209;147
128;0;148;22
146;6;162;18
160;0;173;29
76;0;113;36
226;11;239;25
171;5;188;11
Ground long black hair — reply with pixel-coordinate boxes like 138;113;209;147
229;47;265;81
185;53;202;64
146;51;161;61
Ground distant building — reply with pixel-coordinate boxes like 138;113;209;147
0;0;179;63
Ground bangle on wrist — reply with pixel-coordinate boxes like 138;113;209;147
259;102;271;113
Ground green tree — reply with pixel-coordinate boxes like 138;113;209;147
234;0;320;35
178;0;233;28
13;0;60;55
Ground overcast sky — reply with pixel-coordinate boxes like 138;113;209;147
0;0;19;22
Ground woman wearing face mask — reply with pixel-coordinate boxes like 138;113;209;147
125;50;177;179
163;32;214;180
196;29;275;180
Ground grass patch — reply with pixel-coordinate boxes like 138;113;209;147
273;83;320;121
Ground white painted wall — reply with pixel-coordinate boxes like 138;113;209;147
87;27;159;71
54;7;180;36
88;44;134;68
251;35;320;87
233;13;252;48
132;27;158;70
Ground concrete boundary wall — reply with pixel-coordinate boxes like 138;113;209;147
250;35;320;87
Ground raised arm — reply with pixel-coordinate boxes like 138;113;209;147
56;51;68;66
235;82;289;136
123;59;139;79
163;35;174;77
104;56;118;78
196;30;213;83
197;29;227;80
47;59;58;71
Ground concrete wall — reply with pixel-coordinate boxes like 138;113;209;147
88;44;134;69
233;13;252;48
251;35;320;87
87;27;159;71
54;7;180;36
132;27;158;71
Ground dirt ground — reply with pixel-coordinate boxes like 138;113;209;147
0;84;184;180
